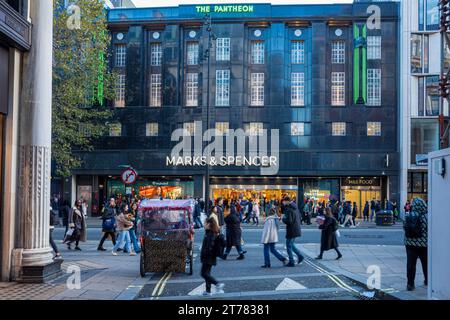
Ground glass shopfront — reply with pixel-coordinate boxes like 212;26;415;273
107;177;194;200
341;177;382;218
299;179;340;204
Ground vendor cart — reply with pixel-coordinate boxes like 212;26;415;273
137;199;195;277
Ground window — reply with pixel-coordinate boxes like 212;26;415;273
367;69;381;106
411;34;429;74
216;38;230;61
411;119;439;165
291;72;305;107
183;122;196;136
115;74;125;107
187;42;199;65
367;36;381;60
291;41;305;64
185;73;198;107
151;43;162;66
331;72;345;106
367;122;381;136
419;76;440;116
291;123;305;136
331;41;345;64
251;41;264;64
115;44;126;67
419;0;439;31
250;73;264;106
332;122;346;136
215;122;230;135
146;123;158;136
245;122;264;136
150;74;162;107
216;70;230;106
109;123;122;137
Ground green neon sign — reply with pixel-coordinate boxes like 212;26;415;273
195;5;254;14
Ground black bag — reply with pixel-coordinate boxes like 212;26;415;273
404;212;422;238
214;234;227;258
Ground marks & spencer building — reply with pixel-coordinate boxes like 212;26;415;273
60;2;400;218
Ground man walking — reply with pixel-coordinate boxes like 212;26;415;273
370;198;377;222
282;196;304;267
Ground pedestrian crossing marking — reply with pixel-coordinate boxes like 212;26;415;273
275;278;307;291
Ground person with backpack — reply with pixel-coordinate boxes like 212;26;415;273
222;204;245;260
261;206;288;268
316;208;342;260
200;217;225;296
403;198;428;291
97;198;117;251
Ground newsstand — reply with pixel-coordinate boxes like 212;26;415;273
375;210;394;226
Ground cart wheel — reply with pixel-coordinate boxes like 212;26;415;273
188;249;193;276
140;252;146;278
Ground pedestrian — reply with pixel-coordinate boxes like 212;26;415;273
60;200;71;241
49;208;61;259
281;196;304;267
351;202;358;226
222;204;245;260
209;206;220;228
315;208;343;260
363;201;370;222
340;202;355;228
81;199;88;217
128;202;141;254
200;217;225;296
65;200;87;251
370;198;377;221
245;200;253;223
193;199;203;229
98;197;117;251
404;200;412;214
217;198;225;228
404;198;428;291
112;208;136;256
261;206;288;268
252;200;260;226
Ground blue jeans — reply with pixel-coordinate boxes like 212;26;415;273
370;209;376;221
286;237;304;264
194;216;203;228
129;229;141;253
113;230;131;253
225;244;243;255
263;243;286;266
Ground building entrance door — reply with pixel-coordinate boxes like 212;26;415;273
342;189;381;218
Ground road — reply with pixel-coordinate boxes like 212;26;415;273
53;226;403;300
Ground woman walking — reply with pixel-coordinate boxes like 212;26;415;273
98;198;118;251
129;202;141;253
200;218;225;296
261;206;287;268
222;204;245;260
316;208;342;260
112;208;136;256
65;200;87;251
252;200;260;226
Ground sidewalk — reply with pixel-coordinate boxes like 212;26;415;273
0;240;151;300
300;243;428;300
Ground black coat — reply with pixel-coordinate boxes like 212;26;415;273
319;216;339;251
101;205;117;232
224;208;242;247
216;205;225;226
282;202;302;239
200;230;217;266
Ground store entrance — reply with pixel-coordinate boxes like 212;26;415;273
342;189;381;218
211;185;298;215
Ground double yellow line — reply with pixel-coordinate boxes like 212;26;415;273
151;272;172;299
305;260;360;295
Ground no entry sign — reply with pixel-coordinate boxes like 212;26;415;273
121;167;138;185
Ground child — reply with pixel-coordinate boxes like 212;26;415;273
200;217;225;296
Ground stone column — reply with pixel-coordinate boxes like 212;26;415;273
16;0;60;282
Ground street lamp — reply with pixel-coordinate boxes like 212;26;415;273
202;13;216;216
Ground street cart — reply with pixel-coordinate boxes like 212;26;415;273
137;199;195;277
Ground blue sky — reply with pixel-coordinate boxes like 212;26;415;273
132;0;353;8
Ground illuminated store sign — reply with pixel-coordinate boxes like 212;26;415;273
195;5;254;14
